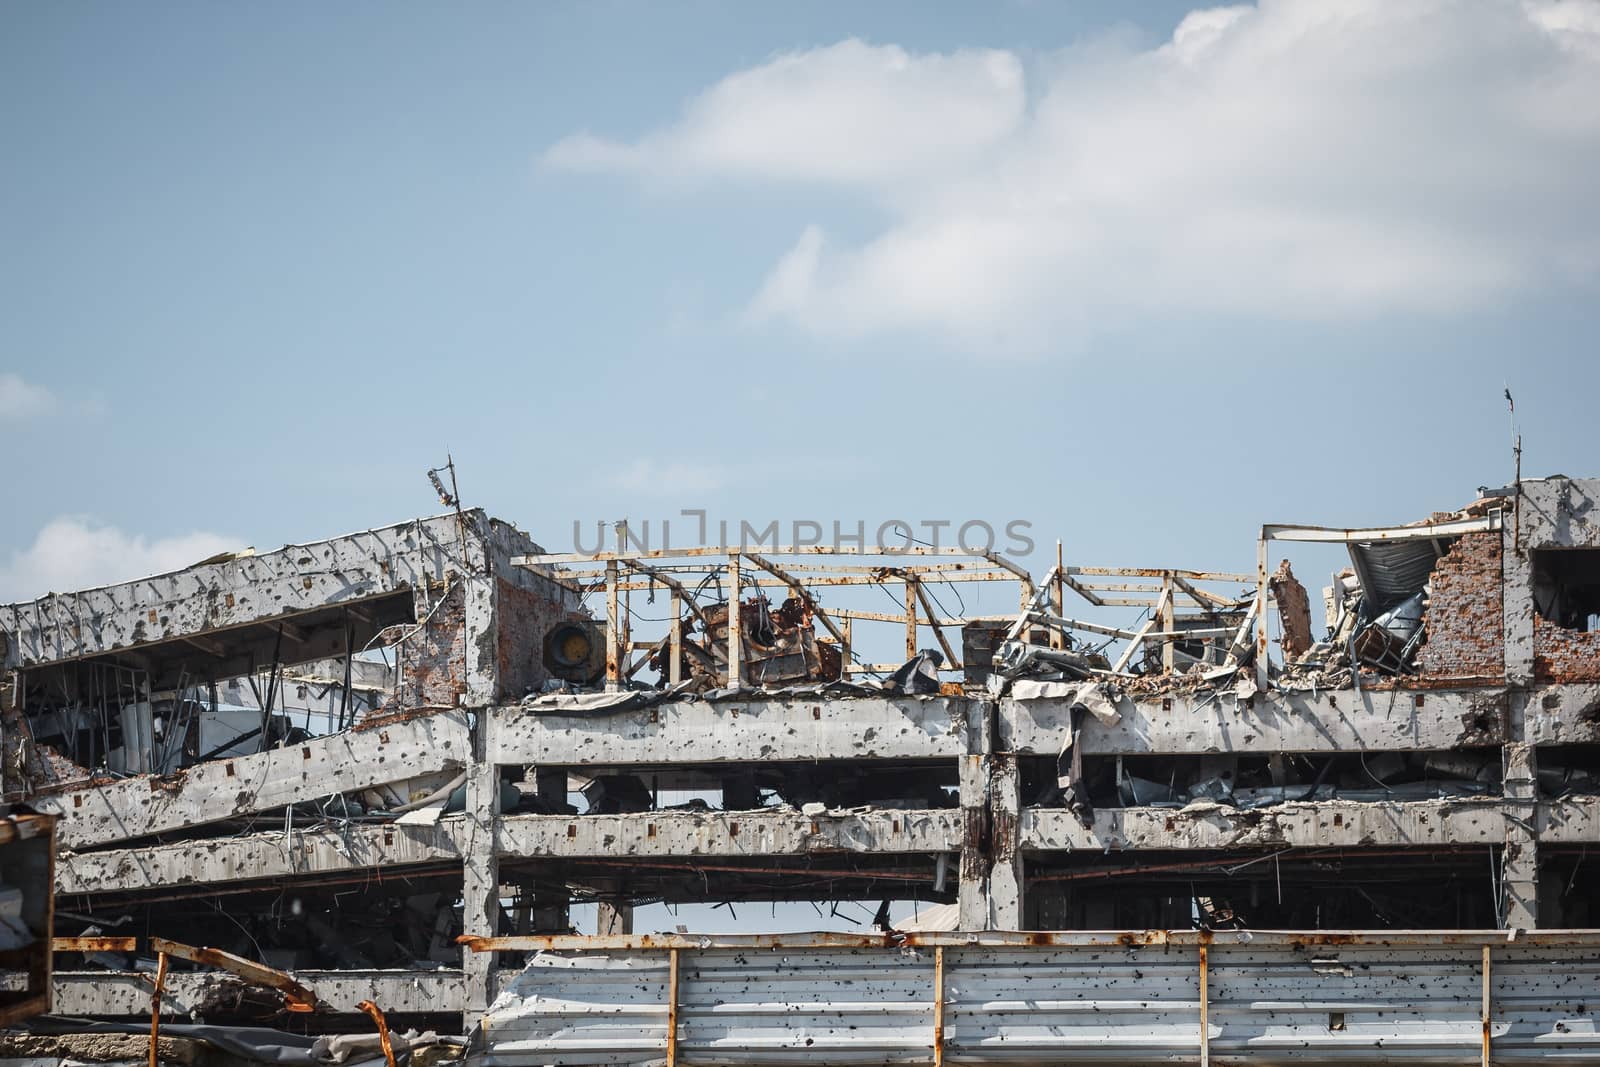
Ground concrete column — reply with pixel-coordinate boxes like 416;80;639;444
957;755;988;930
988;754;1024;930
592;883;633;940
532;767;571;932
1501;508;1540;928
1503;520;1535;686
462;575;500;706
461;716;501;1026
1502;737;1540;929
596;904;633;935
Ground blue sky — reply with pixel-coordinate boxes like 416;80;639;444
3;0;1598;598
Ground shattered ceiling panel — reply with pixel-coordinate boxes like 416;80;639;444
1347;538;1451;612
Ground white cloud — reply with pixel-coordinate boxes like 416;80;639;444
549;2;1600;350
545;39;1025;185
608;459;728;495
0;518;240;602
0;374;56;420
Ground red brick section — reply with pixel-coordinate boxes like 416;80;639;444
1269;560;1313;661
400;582;468;708
495;577;569;700
1416;532;1504;684
1534;615;1600;682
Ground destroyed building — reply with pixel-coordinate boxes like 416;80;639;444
3;477;1600;1062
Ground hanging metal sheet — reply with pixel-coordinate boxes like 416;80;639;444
1348;539;1449;612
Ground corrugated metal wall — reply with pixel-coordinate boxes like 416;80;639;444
470;933;1600;1065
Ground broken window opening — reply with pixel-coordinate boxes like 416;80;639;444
1026;848;1499;930
530;760;961;816
1532;548;1600;632
1026;750;1504;813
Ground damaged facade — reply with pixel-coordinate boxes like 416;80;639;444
3;477;1600;1062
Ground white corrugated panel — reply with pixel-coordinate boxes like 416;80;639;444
679;948;933;1064
946;946;1200;1062
481;954;671;1065
1492;947;1600;1060
469;934;1600;1065
1209;945;1482;1061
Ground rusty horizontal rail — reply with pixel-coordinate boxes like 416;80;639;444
456;928;1600;953
1065;566;1256;583
52;936;137;953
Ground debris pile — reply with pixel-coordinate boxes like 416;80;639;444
648;595;842;690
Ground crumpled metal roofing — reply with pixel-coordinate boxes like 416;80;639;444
1347;538;1450;612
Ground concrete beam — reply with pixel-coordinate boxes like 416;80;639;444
496;809;962;858
31;710;470;849
1503;740;1540;928
1;514;476;670
56;819;464;895
1523;683;1600;744
1001;686;1509;755
1023;798;1520;851
461;723;500;1023
491;696;975;766
51;969;467;1016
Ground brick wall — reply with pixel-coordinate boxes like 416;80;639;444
496;577;570;700
399;582;468;708
1417;531;1504;683
1534;615;1600;682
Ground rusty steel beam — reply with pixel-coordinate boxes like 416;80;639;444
148;951;167;1067
579;570;1018;593
912;578;962;669
1065;566;1256;583
53;936;137;954
150;937;318;1012
358;1000;399;1067
455;929;1600;953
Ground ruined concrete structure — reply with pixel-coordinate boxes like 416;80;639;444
4;477;1600;1058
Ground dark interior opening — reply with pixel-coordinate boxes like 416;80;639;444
1532;548;1600;632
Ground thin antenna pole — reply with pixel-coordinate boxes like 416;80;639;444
1506;388;1521;551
